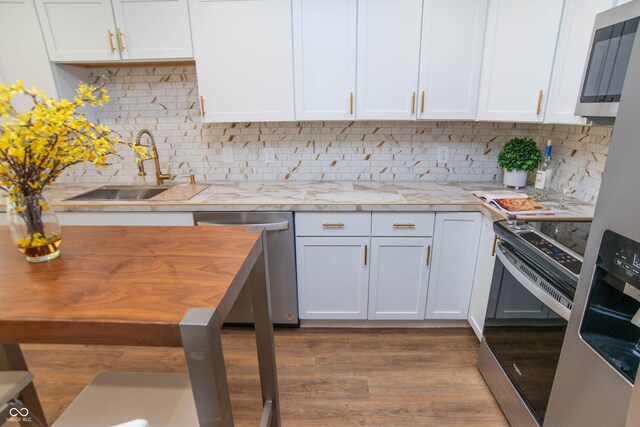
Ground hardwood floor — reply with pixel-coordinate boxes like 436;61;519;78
21;328;508;426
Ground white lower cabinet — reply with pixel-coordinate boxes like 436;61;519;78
368;237;431;320
56;212;194;226
426;212;482;320
296;211;484;322
296;236;370;319
468;215;498;339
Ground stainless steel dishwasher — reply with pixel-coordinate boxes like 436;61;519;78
193;212;298;326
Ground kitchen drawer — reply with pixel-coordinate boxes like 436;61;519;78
371;212;435;237
295;212;371;236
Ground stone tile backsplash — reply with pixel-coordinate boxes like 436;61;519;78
59;66;612;204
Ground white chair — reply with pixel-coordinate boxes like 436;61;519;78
0;371;45;427
52;372;198;427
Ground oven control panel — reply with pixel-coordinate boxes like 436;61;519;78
520;231;582;275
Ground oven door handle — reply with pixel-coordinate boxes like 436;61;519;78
496;245;571;321
197;221;289;232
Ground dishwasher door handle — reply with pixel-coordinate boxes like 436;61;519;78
197;221;289;232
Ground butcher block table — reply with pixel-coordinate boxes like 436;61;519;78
0;225;280;427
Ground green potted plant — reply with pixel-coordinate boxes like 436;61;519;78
497;137;542;189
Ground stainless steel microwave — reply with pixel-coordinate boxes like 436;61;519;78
576;1;640;123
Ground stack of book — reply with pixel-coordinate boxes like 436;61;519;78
473;191;554;216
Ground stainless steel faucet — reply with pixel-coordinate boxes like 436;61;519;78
133;129;171;185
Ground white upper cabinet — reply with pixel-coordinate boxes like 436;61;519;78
417;0;488;120
110;0;193;60
545;0;615;124
35;0;120;62
35;0;192;62
0;0;59;105
476;0;563;122
356;0;423;119
292;0;357;120
190;0;295;122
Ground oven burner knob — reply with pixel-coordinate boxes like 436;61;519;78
514;220;527;230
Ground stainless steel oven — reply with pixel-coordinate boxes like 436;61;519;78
478;220;590;427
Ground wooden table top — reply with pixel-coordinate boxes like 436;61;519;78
0;226;262;346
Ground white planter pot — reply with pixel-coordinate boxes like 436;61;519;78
503;169;528;189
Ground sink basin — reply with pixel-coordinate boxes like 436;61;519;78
65;185;171;201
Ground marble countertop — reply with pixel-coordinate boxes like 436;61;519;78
0;181;595;220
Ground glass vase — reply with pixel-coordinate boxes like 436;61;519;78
7;194;61;263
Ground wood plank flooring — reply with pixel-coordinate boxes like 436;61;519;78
21;328;508;426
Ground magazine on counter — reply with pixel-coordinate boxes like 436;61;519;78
472;190;554;216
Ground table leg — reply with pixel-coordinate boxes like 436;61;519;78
250;232;281;427
0;344;48;426
180;308;233;427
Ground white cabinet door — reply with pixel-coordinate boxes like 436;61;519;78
292;0;356;120
417;0;487;120
35;0;120;62
545;0;615;124
476;0;563;122
468;215;497;339
111;0;193;60
0;0;59;109
190;0;295;122
426;212;482;319
56;212;194;226
297;237;369;319
356;0;422;119
368;237;431;320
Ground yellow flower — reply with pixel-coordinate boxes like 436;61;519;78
0;79;148;202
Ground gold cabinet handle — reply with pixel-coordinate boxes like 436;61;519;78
349;92;353;115
426;244;431;266
421;90;425;113
199;95;205;117
322;222;344;228
116;28;125;52
393;223;416;228
491;235;498;257
107;29;116;53
411;91;416;114
536;90;543;115
364;244;368;266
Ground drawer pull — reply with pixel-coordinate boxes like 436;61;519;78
107;29;116;53
426;244;431;266
349;92;353;115
536;90;543;115
116;27;125;52
322;222;345;228
393;223;416;228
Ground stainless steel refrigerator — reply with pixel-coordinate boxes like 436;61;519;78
545;7;640;426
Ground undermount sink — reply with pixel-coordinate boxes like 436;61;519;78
65;185;171;201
